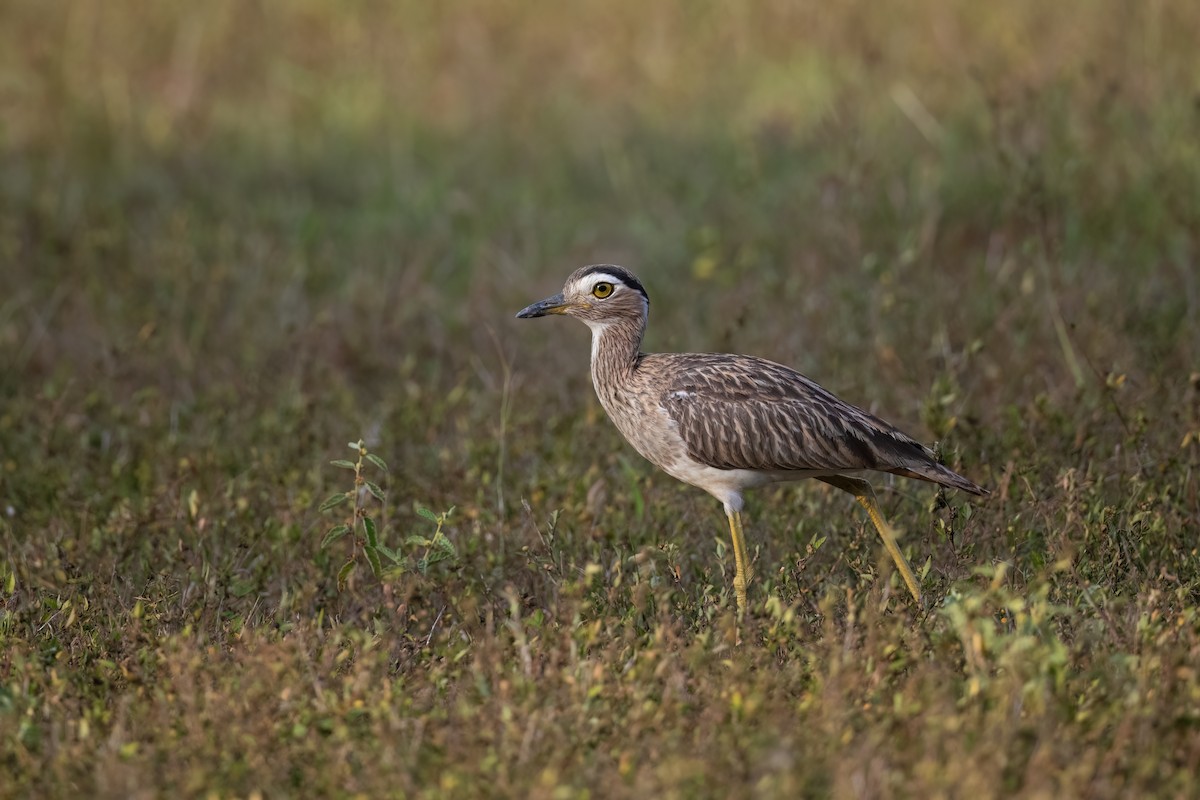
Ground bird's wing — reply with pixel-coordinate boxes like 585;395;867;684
654;353;939;476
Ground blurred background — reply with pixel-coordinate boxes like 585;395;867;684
4;0;1197;514
2;1;1200;794
5;0;1197;466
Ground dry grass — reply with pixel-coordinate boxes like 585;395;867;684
2;1;1200;797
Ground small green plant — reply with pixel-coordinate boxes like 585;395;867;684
319;439;398;590
319;440;458;589
406;506;458;575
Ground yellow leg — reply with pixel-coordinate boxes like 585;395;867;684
818;476;922;604
725;509;752;615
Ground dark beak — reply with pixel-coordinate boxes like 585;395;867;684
516;293;569;319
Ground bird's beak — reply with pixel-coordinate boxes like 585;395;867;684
515;293;572;319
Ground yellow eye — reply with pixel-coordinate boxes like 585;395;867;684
592;282;614;299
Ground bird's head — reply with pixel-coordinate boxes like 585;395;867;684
515;265;649;330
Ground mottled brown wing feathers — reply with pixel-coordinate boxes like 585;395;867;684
654;353;985;494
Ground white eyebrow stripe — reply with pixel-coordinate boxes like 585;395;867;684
581;273;625;287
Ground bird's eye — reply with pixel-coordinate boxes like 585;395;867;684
592;282;614;299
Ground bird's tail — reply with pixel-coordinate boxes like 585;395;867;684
890;461;989;496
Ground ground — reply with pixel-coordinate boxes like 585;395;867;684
2;1;1200;797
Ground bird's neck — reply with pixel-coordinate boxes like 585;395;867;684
588;316;645;385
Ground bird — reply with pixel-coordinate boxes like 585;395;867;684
516;264;987;614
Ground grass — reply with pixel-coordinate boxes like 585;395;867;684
2;0;1200;796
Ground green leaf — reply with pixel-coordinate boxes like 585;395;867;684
364;546;383;578
405;535;432;548
336;560;355;591
329;459;357;470
321;524;352;548
365;481;386;501
365;453;389;472
319;492;351;512
348;441;363;451
377;545;402;564
416;507;438;523
434;533;457;558
363;517;378;548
